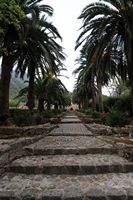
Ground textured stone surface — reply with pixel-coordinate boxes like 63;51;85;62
50;123;93;136
9;154;133;174
85;123;112;136
0;123;57;139
24;136;116;155
0;136;43;175
64;116;78;118
1;112;133;199
61;118;81;123
0;173;133;199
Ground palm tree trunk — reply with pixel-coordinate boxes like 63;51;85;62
91;81;96;110
54;103;58;110
0;55;14;122
97;78;103;112
130;81;133;116
47;102;51;110
38;98;44;112
26;66;35;110
125;36;133;116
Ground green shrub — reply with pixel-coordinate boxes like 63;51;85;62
91;111;100;118
41;110;55;118
113;95;131;114
52;109;63;115
78;108;93;115
103;95;131;115
84;109;93;115
78;109;86;113
102;109;129;127
13;110;34;126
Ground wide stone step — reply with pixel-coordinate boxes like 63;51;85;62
24;136;117;155
0;173;133;199
64;116;78;118
8;154;133;175
50;123;93;136
60;118;81;123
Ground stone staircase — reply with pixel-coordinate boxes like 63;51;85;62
0;112;133;199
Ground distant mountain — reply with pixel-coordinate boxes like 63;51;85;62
10;72;27;99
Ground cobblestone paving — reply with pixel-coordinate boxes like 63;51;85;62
50;123;93;135
24;136;116;155
9;154;133;174
0;112;133;199
61;118;81;123
0;137;42;155
0;139;15;154
0;173;133;199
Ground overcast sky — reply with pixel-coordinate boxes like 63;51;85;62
43;0;95;92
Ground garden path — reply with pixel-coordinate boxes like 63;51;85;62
0;111;133;199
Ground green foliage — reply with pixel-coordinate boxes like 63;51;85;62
78;108;100;118
41;109;64;118
102;109;129;127
41;110;55;118
9;99;18;107
91;111;100;119
52;109;63;115
0;0;25;30
103;95;131;115
13;110;34;126
0;0;25;56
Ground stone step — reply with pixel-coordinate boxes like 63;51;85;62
0;173;133;199
60;116;81;123
8;154;133;175
60;120;81;124
64;116;78;118
24;136;117;155
50;123;93;136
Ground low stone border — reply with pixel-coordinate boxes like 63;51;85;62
112;126;133;137
0;136;43;175
100;136;133;162
0;123;58;139
114;143;133;162
85;123;112;136
0;124;57;175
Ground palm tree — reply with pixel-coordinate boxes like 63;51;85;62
0;0;65;122
17;74;68;112
75;0;133;113
15;14;65;110
0;0;25;121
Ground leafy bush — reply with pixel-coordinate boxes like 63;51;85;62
103;95;131;115
91;111;100;118
78;109;85;113
13;110;34;126
113;95;131;114
78;108;93;115
52;109;63;115
102;109;129;127
41;110;55;118
84;109;93;115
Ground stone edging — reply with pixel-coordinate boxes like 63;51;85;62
0;124;57;175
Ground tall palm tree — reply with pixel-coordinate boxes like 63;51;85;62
75;0;133;113
0;0;25;121
15;14;65;110
0;0;65;121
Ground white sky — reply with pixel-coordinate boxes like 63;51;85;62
43;0;95;92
